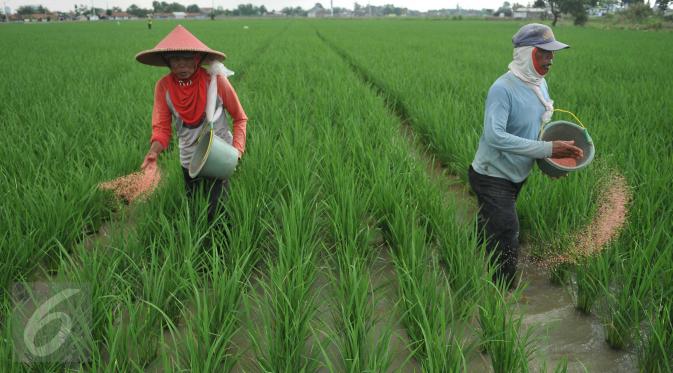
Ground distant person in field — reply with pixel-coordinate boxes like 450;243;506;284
147;17;152;30
136;25;247;223
468;23;583;289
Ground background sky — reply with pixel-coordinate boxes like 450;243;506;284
3;0;512;13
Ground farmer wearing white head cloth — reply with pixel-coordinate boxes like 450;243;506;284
136;25;248;223
468;23;583;288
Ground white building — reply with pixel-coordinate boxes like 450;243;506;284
307;5;328;17
512;7;549;19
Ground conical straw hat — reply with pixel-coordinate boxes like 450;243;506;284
135;24;226;66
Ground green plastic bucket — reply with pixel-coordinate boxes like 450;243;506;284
537;120;595;178
188;127;239;179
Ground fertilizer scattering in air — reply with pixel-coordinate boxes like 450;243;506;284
99;163;161;203
539;173;629;268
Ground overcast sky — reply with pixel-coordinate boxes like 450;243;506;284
4;0;511;13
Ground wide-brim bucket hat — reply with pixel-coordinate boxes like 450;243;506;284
135;24;226;66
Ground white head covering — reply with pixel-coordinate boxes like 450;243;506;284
205;61;235;123
508;46;554;124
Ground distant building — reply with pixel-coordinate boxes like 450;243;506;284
307;5;328;17
23;12;59;22
512;7;549;19
111;12;129;20
172;11;186;19
588;3;623;16
153;12;174;19
186;12;206;19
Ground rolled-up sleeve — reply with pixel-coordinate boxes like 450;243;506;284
217;75;248;156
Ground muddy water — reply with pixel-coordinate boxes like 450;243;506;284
518;258;637;372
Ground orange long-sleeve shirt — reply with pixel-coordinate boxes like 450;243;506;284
150;73;248;156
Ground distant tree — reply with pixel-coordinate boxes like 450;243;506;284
152;1;185;12
621;2;654;19
127;4;150;17
313;2;324;9
382;3;403;15
171;2;186;11
186;4;200;13
281;6;307;15
533;0;546;6
17;5;36;14
17;5;50;15
495;1;513;16
544;0;597;26
655;0;670;12
236;4;254;15
229;3;267;15
332;6;348;15
77;4;92;15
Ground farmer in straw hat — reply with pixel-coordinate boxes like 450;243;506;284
468;24;583;289
137;25;247;222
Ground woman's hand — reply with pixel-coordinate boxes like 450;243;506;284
141;141;165;170
141;150;158;170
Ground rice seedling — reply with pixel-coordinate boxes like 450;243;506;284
638;302;673;372
318;157;394;372
602;232;669;350
477;280;535;373
573;249;612;315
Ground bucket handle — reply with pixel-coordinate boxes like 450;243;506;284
540;108;588;136
541;108;593;145
551;108;587;129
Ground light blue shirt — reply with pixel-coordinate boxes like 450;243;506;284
471;71;553;183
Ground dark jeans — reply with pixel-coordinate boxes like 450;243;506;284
468;166;525;287
181;167;229;224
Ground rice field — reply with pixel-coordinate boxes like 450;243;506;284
1;18;672;372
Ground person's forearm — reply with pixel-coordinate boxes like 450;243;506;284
149;141;165;155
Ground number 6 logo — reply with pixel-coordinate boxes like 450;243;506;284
23;288;81;357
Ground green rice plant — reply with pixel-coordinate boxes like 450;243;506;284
573;250;612;315
430;207;487;313
317;248;394;373
248;166;322;372
384;205;473;371
638;303;673;372
104;295;162;370
477;280;536;373
602;233;669;350
318;153;394;372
